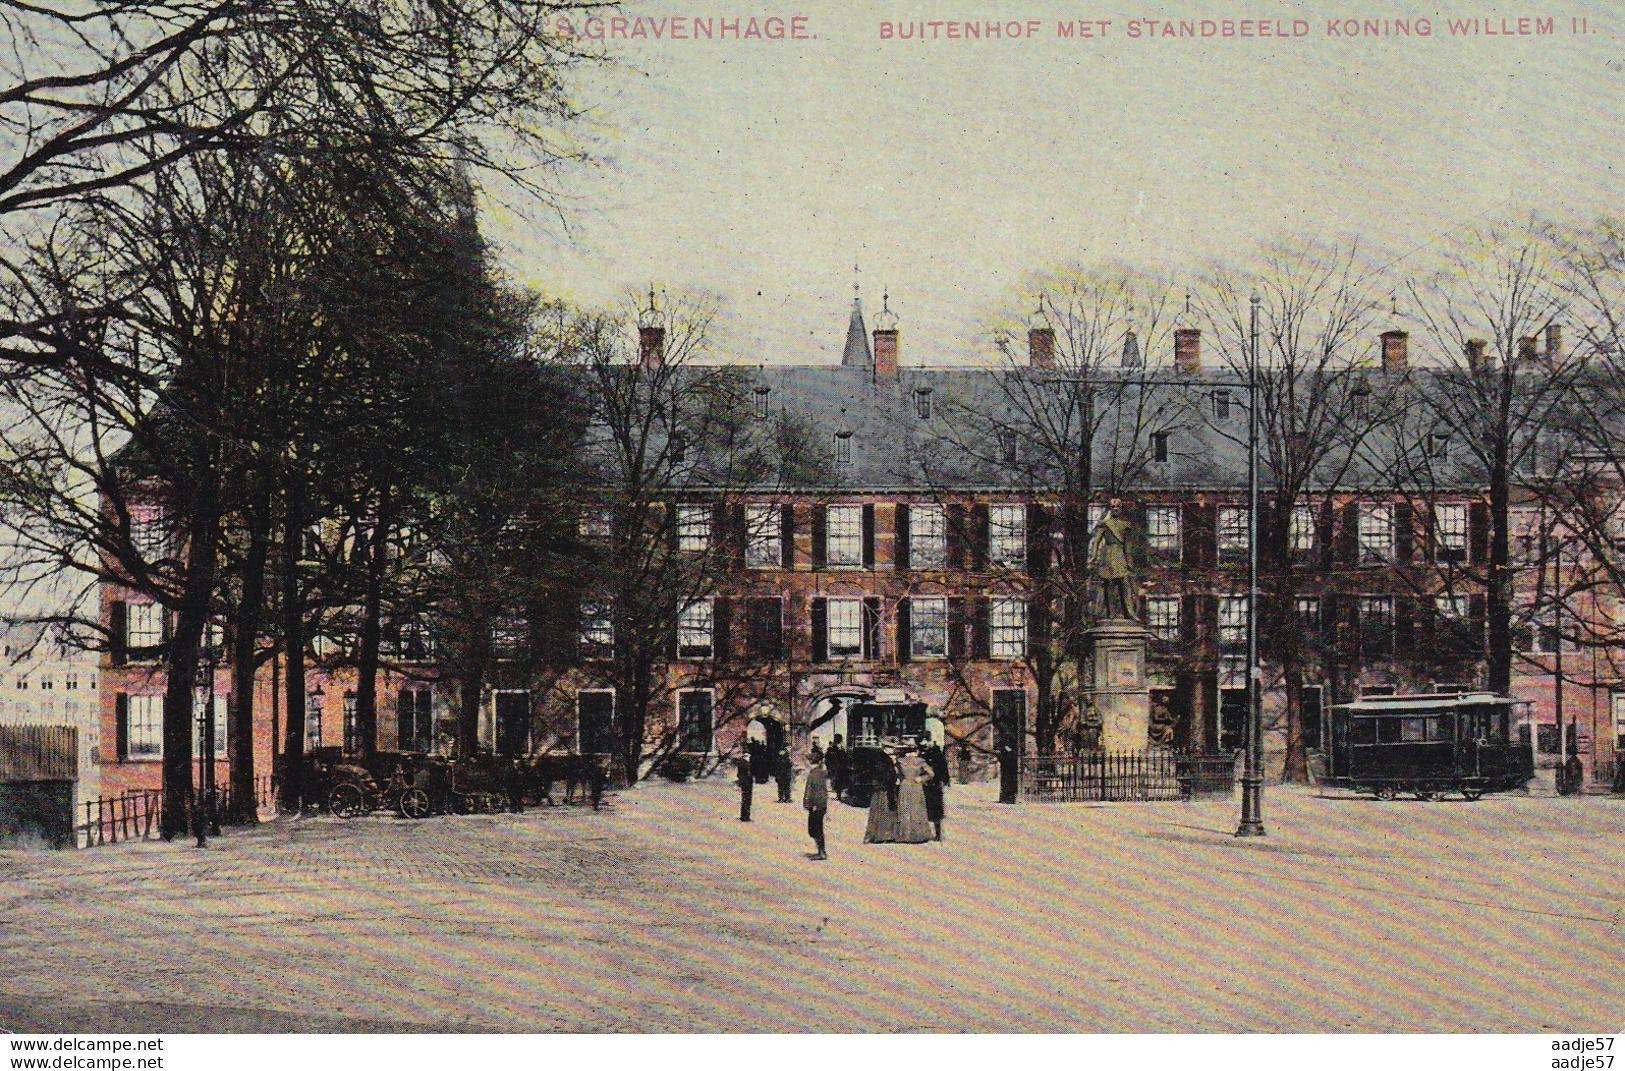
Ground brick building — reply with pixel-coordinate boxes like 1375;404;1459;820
95;296;1623;795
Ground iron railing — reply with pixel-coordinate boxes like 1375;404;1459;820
1022;750;1236;802
76;789;162;848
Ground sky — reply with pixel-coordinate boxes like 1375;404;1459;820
484;0;1622;368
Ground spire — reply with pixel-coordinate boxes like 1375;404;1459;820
841;264;872;367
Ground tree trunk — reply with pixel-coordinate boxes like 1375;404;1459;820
160;475;222;840
279;479;308;812
227;479;271;824
458;670;483;759
354;494;390;765
1487;439;1513;695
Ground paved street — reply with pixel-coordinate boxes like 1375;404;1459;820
0;780;1620;1033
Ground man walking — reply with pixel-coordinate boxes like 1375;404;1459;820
803;753;829;859
997;741;1019;804
774;744;794;802
736;750;753;822
921;735;950;841
825;734;848;803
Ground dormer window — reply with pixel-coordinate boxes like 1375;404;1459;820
1151;431;1169;463
834;431;853;464
753;386;771;420
997;430;1017;465
914;388;933;419
1212;390;1232;421
1427;433;1450;460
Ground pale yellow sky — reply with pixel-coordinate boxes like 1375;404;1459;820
486;0;1622;366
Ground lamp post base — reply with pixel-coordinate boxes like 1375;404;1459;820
1234;776;1266;837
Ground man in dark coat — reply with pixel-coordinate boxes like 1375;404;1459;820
920;736;950;841
803;755;829;859
773;745;794;802
735;751;753;821
997;741;1019;804
825;735;848;803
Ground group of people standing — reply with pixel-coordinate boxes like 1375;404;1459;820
859;737;950;845
735;733;954;860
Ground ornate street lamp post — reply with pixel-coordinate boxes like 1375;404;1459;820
1236;292;1266;836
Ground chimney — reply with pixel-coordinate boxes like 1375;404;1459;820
1517;335;1538;364
1545;323;1564;363
637;288;664;369
639;325;665;369
1174;328;1201;372
1028;326;1055;369
872;292;899;380
1380;330;1408;373
873;329;898;380
1465;338;1488;373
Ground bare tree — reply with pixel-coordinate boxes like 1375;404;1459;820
1398;220;1581;699
921;265;1192;755
1197;239;1393;781
565;291;817;782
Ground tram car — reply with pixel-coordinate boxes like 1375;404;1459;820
1327;691;1533;800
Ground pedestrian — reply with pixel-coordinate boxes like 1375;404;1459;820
894;746;932;844
956;740;972;785
826;734;848;803
997;741;1019;804
921;735;949;841
803;754;829;859
506;758;526;814
809;738;825;766
774;744;794;802
864;747;900;843
736;750;753;822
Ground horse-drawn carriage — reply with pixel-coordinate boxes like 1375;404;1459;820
308;748;610;818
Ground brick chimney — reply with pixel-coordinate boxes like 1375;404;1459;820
1028;325;1055;369
873;328;898;379
637;288;664;369
1380;330;1408;373
1464;338;1489;373
872;292;899;380
1174;328;1201;372
1517;335;1538;364
1545;323;1564;363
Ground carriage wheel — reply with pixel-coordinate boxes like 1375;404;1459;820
1373;783;1397;801
1461;788;1484;802
399;788;432;820
329;782;365;819
1413;789;1437;802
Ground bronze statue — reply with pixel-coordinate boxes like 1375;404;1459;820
1088;500;1138;621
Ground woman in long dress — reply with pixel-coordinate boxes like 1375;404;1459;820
863;749;899;843
894;751;933;844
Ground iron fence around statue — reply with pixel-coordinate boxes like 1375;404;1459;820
1022;750;1236;802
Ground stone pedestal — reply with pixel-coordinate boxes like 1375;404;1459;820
1084;619;1153;752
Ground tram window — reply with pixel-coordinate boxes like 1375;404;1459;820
1377;719;1402;744
1434;714;1455;741
1350;719;1377;745
1401;718;1426;742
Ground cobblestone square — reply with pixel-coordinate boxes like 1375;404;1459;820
1;782;1620;1033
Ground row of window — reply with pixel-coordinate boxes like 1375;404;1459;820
657;501;1479;568
649;595;1032;662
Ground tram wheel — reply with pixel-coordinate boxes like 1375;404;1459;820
1461;788;1484;802
1374;783;1397;801
399;787;432;820
1413;789;1437;801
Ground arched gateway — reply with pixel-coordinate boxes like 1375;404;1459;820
804;687;943;751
